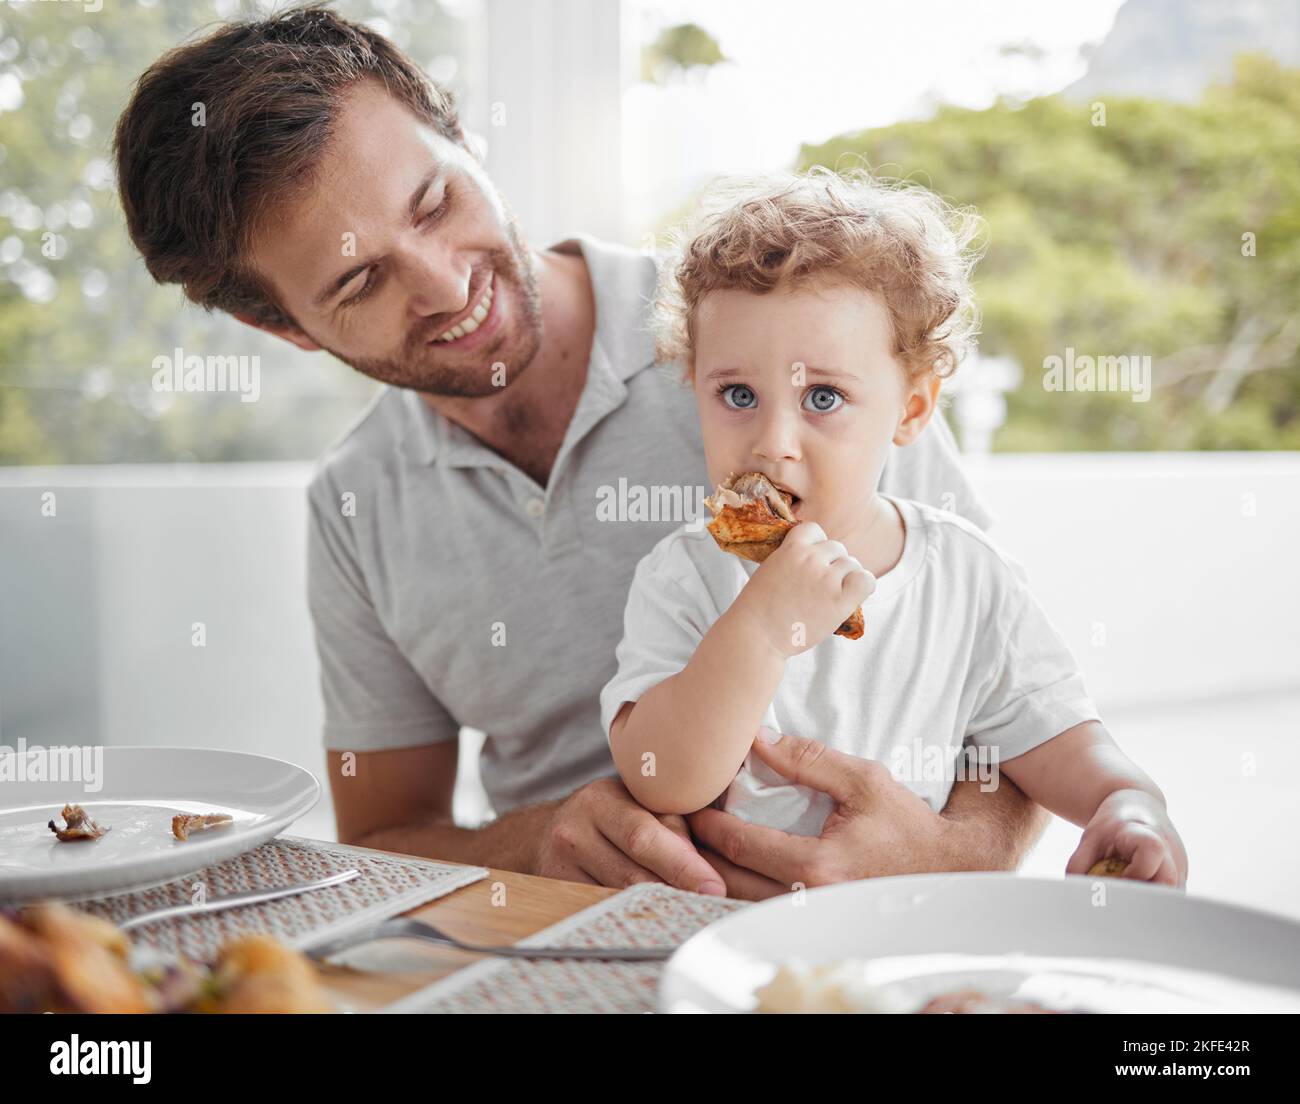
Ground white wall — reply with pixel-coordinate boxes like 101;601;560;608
0;464;333;838
967;452;1300;708
483;0;626;246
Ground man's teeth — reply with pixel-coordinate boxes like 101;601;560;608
436;279;494;342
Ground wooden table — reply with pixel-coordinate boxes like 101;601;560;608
314;844;617;1012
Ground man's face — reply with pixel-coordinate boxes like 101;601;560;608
692;280;927;548
247;79;542;396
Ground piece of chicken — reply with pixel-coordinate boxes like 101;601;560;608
171;812;234;841
0;903;153;1013
195;934;335;1014
47;803;109;841
704;471;864;640
0;904;333;1014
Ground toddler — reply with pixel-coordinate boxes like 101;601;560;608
599;168;1187;886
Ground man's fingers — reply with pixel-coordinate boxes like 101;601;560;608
687;806;821;888
656;813;694;845
696;846;788;901
545;825;619;886
567;826;659;889
746;729;873;809
601;802;725;895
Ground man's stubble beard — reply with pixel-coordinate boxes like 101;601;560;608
326;215;544;398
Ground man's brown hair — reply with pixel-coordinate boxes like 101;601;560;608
113;2;464;328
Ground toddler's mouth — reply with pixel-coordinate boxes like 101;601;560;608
770;482;802;515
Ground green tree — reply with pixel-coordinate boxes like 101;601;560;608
0;0;468;465
797;54;1300;450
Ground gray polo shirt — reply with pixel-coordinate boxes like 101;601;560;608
306;232;992;816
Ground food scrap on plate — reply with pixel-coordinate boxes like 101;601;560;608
47;803;109;842
172;812;234;841
754;960;1069;1014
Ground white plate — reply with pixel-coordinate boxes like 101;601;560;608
659;872;1300;1013
0;746;320;903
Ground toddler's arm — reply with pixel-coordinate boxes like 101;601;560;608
610;522;873;815
999;720;1160;825
609;599;785;815
1000;721;1187;885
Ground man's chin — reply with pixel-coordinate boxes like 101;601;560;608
343;333;538;398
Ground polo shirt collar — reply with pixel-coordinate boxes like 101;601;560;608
403;232;661;467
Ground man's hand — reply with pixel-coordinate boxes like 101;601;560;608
536;777;727;895
687;729;1018;900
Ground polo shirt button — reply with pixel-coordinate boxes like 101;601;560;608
525;497;545;518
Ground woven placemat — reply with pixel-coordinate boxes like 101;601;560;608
72;835;488;962
383;881;749;1014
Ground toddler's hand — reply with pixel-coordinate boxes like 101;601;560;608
1067;788;1187;888
736;522;876;658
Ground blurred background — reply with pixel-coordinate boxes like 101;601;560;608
1;1;1297;912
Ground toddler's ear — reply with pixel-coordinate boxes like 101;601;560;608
893;373;941;446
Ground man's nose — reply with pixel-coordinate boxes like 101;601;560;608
752;402;801;463
397;239;471;319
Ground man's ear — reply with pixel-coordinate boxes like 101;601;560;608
893;372;942;446
232;312;323;353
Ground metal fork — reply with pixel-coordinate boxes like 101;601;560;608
304;915;675;962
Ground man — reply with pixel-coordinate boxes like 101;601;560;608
113;4;1047;898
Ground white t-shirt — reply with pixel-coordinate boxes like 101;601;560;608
598;495;1100;836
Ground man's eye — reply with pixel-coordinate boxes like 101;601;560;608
803;386;844;413
720;383;757;410
342;271;376;308
419;188;451;226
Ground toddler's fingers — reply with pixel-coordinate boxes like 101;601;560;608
840;564;876;603
785;521;826;546
1065;834;1108;877
1118;826;1166;882
1150;855;1181;888
810;539;849;566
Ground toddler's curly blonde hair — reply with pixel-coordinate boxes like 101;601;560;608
652;166;985;382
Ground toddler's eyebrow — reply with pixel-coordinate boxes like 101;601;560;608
703;365;859;382
800;366;859;383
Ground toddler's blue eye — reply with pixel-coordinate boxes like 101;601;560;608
722;384;757;410
803;386;843;413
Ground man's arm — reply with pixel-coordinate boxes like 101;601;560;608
328;745;727;893
329;744;555;873
937;773;1052;871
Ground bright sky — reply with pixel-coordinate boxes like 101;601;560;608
623;0;1126;233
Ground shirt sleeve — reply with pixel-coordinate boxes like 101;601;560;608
306;480;460;752
597;534;718;742
880;405;994;531
963;572;1101;761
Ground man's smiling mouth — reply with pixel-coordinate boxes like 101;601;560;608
430;274;495;343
